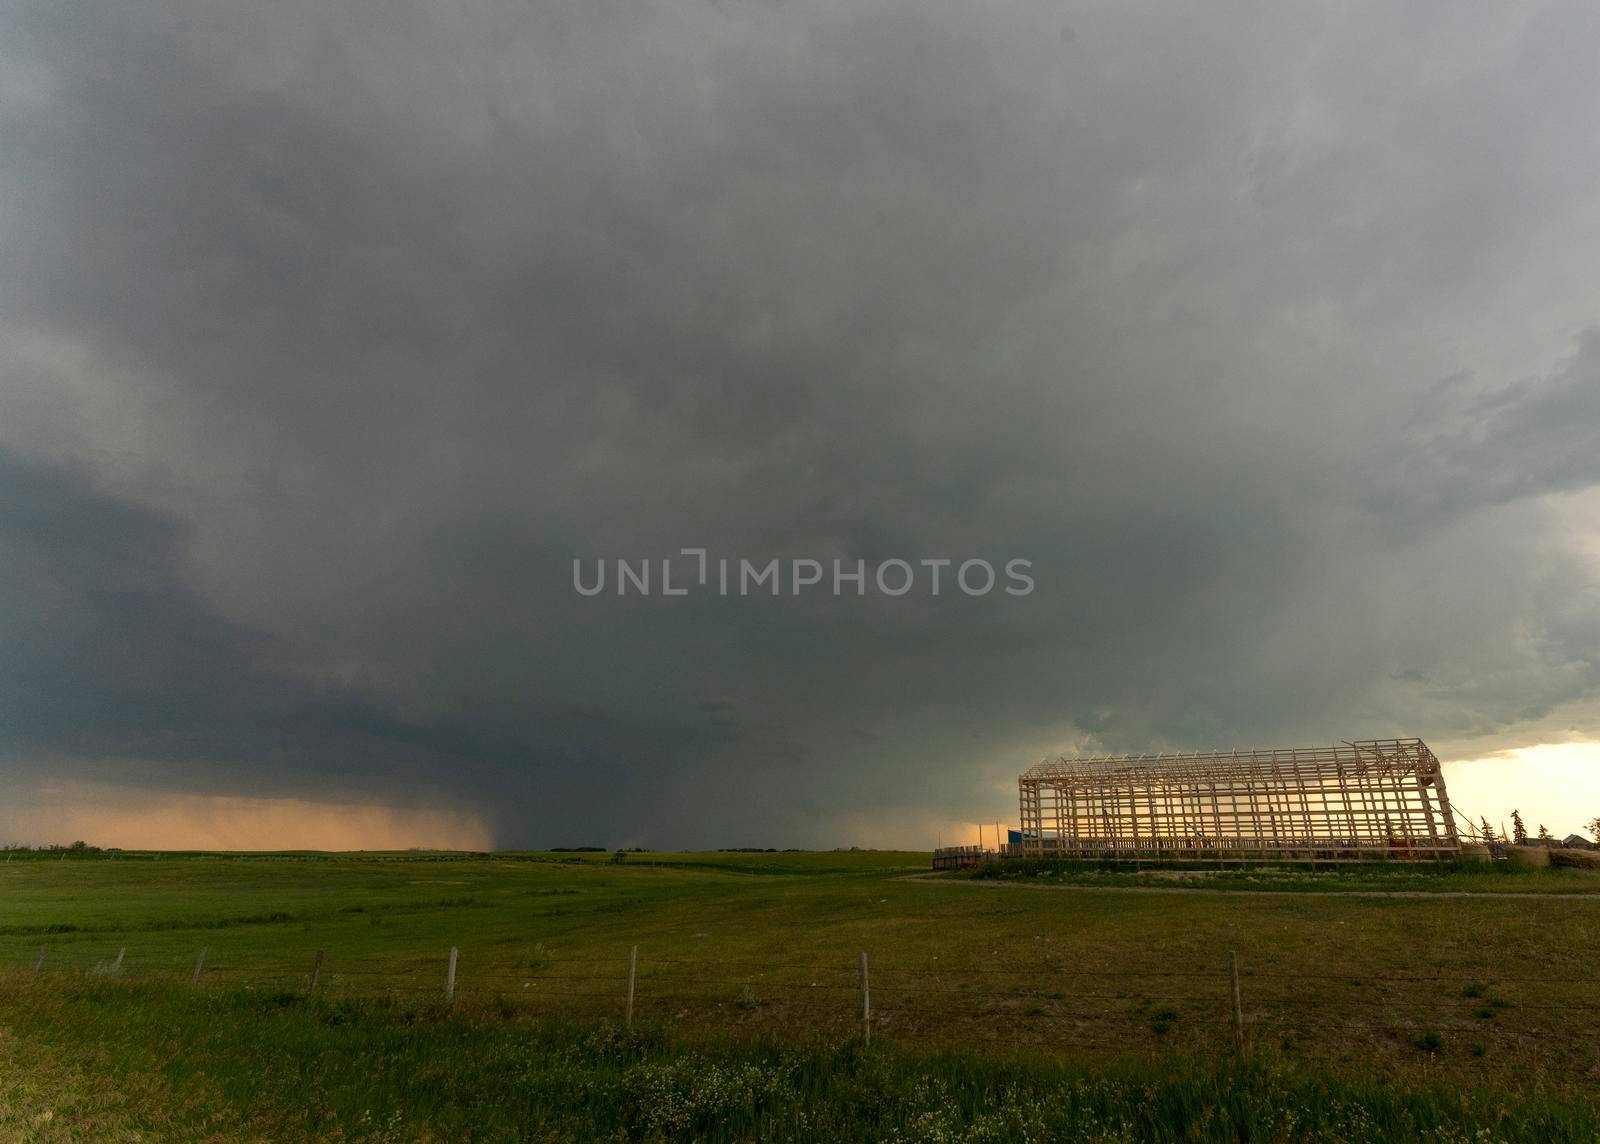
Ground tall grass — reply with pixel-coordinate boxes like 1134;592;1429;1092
3;975;1597;1142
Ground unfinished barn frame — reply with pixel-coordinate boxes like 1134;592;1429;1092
1016;738;1460;861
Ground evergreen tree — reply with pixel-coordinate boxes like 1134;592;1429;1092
1479;817;1496;844
1537;824;1553;842
1589;816;1600;844
1511;809;1527;846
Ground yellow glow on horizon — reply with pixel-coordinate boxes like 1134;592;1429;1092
928;821;1012;850
9;743;1596;854
2;782;494;852
1441;741;1600;840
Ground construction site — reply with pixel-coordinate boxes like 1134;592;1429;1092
936;738;1469;868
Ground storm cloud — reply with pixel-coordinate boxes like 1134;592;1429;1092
3;1;1599;846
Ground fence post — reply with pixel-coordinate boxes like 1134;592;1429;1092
33;944;47;972
1230;950;1244;1052
446;946;458;1003
625;945;637;1029
191;947;207;986
860;949;871;1045
308;950;324;996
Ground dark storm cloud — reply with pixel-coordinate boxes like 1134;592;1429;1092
1417;331;1600;509
3;1;1600;845
0;446;545;805
0;446;739;840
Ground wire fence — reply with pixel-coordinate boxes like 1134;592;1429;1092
10;940;1600;1066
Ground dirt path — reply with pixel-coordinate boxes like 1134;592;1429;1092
895;872;1600;899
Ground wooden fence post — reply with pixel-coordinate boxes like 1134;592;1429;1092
33;944;47;972
191;947;207;986
308;950;324;995
860;949;871;1044
446;946;458;1003
1230;950;1244;1052
625;945;637;1029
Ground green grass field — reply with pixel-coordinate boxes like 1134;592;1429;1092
2;850;1599;1140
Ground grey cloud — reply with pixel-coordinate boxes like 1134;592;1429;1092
0;447;692;838
3;1;1600;845
1422;330;1600;506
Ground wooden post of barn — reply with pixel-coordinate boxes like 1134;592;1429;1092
625;945;637;1029
1230;950;1245;1052
308;950;324;995
446;946;458;1003
191;947;207;986
859;949;871;1044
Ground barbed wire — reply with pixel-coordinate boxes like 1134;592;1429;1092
10;946;1600;1047
15;953;1597;989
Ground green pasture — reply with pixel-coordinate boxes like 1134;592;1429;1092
2;850;1598;1140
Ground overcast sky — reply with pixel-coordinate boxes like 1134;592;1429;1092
3;2;1599;849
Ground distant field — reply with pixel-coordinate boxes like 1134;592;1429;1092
2;850;1599;1140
